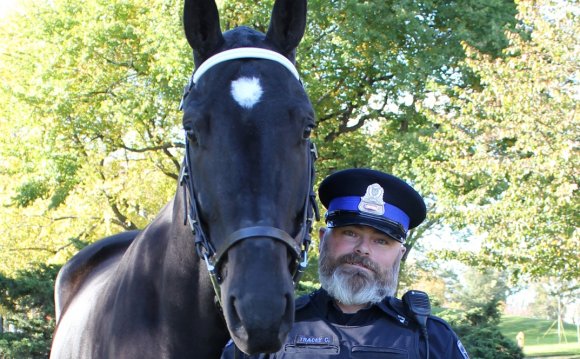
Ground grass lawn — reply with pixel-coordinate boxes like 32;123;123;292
499;315;580;357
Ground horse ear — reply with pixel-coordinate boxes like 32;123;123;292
266;0;307;56
183;0;225;62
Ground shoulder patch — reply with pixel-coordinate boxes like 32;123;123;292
457;339;469;359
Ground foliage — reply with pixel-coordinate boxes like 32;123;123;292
0;264;59;358
439;298;523;359
398;259;448;306
0;0;185;273
416;0;579;282
526;278;579;322
435;267;523;358
454;324;524;359
449;268;510;311
529;284;560;321
0;0;521;272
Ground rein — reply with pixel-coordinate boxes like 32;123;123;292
179;47;319;307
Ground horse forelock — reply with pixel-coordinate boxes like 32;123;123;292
194;27;269;67
223;27;267;48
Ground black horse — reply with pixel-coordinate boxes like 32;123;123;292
50;0;317;357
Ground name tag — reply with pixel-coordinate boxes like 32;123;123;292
295;335;333;345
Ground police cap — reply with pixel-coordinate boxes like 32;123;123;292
318;168;426;243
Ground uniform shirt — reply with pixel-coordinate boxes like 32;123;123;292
221;289;470;359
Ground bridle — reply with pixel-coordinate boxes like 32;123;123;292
178;47;319;306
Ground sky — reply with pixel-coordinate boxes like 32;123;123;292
0;0;21;19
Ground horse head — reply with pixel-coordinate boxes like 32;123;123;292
181;0;315;354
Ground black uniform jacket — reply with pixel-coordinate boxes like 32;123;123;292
221;289;470;359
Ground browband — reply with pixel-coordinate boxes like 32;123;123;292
192;47;300;84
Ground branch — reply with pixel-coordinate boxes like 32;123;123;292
163;147;182;175
318;74;394;141
5;247;57;254
402;208;439;262
118;142;183;153
95;158;138;231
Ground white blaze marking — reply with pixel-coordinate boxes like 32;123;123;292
231;76;263;109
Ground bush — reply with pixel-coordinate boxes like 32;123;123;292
0;264;59;359
0;333;51;359
438;298;524;359
453;324;524;359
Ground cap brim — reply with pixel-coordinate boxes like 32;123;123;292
326;212;406;243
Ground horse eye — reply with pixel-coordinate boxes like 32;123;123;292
303;125;314;139
186;129;198;145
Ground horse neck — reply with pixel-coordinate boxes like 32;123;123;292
128;186;229;355
160;186;214;298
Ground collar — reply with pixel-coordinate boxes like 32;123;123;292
305;289;410;326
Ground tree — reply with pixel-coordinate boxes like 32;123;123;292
437;268;524;359
528;278;580;343
415;0;579;281
0;0;187;273
0;0;520;274
398;259;448;306
448;268;511;321
0;264;59;358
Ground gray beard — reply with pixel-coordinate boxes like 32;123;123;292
318;247;401;306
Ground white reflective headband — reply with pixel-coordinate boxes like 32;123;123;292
192;47;300;84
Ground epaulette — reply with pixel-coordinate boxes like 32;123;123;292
386;296;407;314
426;314;456;332
373;296;412;327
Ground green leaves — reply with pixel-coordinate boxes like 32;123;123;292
0;0;186;273
0;0;574;303
418;0;579;281
13;180;50;208
0;264;59;358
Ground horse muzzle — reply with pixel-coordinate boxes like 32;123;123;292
219;237;296;354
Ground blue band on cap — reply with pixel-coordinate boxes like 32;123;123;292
328;196;410;231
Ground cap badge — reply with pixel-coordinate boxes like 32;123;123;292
358;183;385;215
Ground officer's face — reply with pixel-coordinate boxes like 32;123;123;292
320;225;405;272
318;225;405;305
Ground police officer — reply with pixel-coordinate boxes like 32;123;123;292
222;168;470;359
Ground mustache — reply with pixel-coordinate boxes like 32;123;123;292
337;253;381;274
